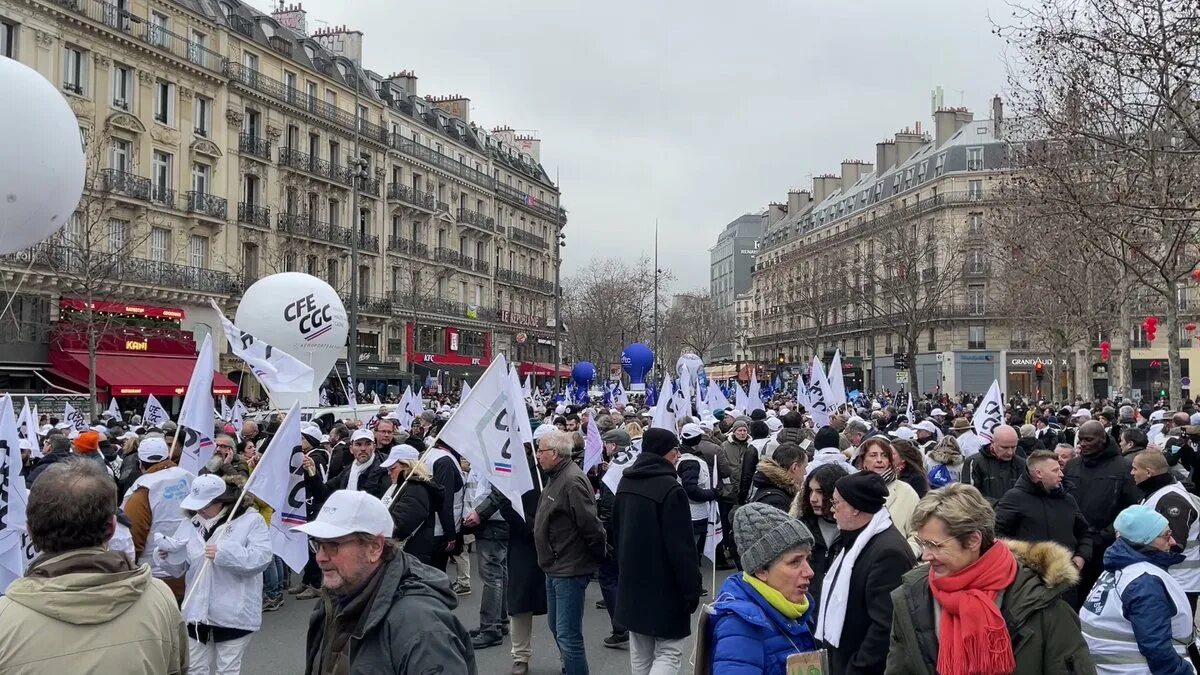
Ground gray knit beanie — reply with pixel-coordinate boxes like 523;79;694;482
733;502;815;574
729;419;751;436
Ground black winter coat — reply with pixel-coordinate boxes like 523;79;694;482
1017;436;1042;458
305;455;390;507
748;460;798;512
961;446;1027;504
1065;438;1142;563
820;522;915;675
429;452;465;543
387;477;444;564
797;511;839;615
994;474;1092;561
27;449;70;487
504;449;546;616
613;452;703;640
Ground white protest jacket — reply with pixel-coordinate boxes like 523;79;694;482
1080;560;1195;674
676;454;713;521
424;447;466;538
159;506;273;632
1142;482;1200;591
122;466;194;578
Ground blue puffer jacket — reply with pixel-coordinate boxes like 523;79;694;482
709;573;817;675
1102;538;1192;675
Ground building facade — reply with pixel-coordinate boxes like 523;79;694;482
708;213;763;367
746;98;1200;398
0;0;565;408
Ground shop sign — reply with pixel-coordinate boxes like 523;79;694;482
1009;357;1068;367
124;340;149;351
500;311;545;328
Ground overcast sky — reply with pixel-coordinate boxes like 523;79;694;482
262;0;1012;291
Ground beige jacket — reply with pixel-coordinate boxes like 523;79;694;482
0;548;187;674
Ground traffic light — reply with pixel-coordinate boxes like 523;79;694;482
1034;361;1045;380
895;353;909;370
778;352;785;365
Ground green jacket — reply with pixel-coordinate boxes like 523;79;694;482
885;539;1096;675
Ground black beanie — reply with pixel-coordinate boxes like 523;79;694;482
642;428;679;457
749;420;770;440
836;471;889;514
815;426;840;450
750;409;767;421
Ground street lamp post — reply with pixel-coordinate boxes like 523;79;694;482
555;215;565;395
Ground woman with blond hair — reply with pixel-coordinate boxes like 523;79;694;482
886;483;1093;674
380;444;443;565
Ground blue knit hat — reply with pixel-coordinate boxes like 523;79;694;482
1115;505;1169;546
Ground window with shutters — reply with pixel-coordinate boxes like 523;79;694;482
188;235;209;268
150;227;170;262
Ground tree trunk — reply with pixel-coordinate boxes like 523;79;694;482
1165;292;1182;410
1116;288;1132;400
1078;348;1094;402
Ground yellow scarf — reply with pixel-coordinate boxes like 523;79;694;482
742;572;809;620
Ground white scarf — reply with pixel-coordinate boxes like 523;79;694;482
815;508;894;647
348;457;370;491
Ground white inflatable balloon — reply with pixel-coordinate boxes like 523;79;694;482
0;57;86;254
235;273;348;408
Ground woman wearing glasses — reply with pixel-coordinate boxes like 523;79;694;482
886;483;1094;675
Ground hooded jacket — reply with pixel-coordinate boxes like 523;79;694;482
613;452;702;639
718;435;755;503
807;447;856;477
1065;437;1142;562
923;442;963;487
709;572;817;675
885;540;1094;675
961;445;1027;504
384;474;445;564
305;545;476;674
995;474;1093;562
763;426;808;460
0;548;187;674
749;459;798;512
1080;538;1193;675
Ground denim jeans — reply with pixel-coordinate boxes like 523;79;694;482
546;574;590;675
476;537;509;637
263;555;285;599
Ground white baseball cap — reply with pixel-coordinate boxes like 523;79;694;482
890;427;917;441
137;436;170;463
180;474;227;510
915;421;940;436
350;429;375;443
1072;409;1092;420
1150;409;1167;423
292;490;393;539
380;444;420;468
930;408;947;417
679;423;704;440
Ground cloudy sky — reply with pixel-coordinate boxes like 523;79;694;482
257;0;1012;290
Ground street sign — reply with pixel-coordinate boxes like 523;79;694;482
1183;377;1191;390
1132;388;1142;400
895;371;909;383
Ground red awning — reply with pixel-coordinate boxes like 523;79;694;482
49;350;239;397
60;298;186;320
518;362;571;377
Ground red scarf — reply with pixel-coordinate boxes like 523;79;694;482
928;542;1017;675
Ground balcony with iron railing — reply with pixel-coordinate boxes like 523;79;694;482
496;268;555;294
963;261;992;278
237;203;270;228
387;291;495;321
185;191;227;220
0;242;239;294
340;294;391;315
239;133;271;161
227;62;385;141
278;212;332;241
149;183;175;209
457;208;496;232
436;200;450;213
359;176;381;198
48;0;227;74
508;227;548;250
386;183;435;211
354;230;380;251
277;147;352;187
386;235;430;258
434;247;467;267
387;134;494;190
494;182;566;223
99;169;151;200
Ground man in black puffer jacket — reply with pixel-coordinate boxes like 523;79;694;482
1065;419;1142;601
614;428;702;670
960;424;1026;504
748;443;806;512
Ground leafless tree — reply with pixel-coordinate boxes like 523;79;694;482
850;219;972;392
662;290;725;360
999;0;1200;408
562;256;672;369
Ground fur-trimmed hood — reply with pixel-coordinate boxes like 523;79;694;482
751;458;797;496
927;443;963;467
1004;539;1079;592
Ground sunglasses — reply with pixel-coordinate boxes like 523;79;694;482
309;536;362;555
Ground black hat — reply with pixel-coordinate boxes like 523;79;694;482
835;471;889;514
815;426;841;450
641;428;679;457
750;409;767;421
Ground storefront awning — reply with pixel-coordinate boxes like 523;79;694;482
707;364;737;380
49;350;239;396
517;361;570;377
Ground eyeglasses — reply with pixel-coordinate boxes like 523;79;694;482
830;497;845;510
913;535;957;553
308;536;361;556
216;443;236;450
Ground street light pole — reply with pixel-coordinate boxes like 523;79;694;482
555;213;564;395
347;72;365;386
653;219;660;381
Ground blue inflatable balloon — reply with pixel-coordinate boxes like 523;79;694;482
571;362;596;391
620;343;654;386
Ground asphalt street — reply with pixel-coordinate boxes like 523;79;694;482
243;549;733;674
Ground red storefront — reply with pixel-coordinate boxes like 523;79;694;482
48;300;238;400
405;322;493;381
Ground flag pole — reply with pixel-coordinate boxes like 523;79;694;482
182;401;302;614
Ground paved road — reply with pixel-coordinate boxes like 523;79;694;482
243;550;732;674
